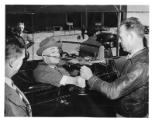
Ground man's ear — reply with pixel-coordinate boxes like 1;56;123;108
42;56;48;64
8;58;16;68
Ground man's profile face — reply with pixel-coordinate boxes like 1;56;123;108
12;50;25;76
46;56;60;64
42;47;60;65
119;25;132;52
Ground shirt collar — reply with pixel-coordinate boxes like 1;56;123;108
126;48;148;62
126;48;148;59
5;77;14;88
49;65;57;69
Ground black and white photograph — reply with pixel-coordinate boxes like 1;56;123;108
2;0;155;124
4;4;150;118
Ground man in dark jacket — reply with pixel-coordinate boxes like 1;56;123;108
13;22;34;60
14;22;34;48
80;17;149;117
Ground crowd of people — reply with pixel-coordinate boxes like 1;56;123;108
5;17;149;117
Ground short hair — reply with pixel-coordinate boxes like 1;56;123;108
5;37;25;61
16;21;24;26
120;17;145;38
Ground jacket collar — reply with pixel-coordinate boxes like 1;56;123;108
128;48;148;63
40;61;58;69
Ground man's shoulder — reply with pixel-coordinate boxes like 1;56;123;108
34;62;51;71
5;83;13;96
5;83;21;103
131;48;149;63
34;62;61;74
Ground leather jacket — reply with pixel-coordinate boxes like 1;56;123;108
88;48;149;117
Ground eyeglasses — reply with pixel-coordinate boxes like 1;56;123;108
42;55;60;59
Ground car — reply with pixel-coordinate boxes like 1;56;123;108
12;53;118;117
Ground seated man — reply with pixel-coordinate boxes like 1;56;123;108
33;36;85;88
5;37;32;116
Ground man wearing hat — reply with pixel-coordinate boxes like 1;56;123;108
33;36;85;88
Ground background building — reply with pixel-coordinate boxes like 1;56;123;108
6;5;149;60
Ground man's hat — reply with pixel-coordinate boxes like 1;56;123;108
37;36;62;56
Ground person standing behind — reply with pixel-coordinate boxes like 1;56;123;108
5;37;32;116
80;17;149;117
13;22;34;60
14;22;34;48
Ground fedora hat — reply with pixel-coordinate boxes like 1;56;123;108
37;36;62;56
